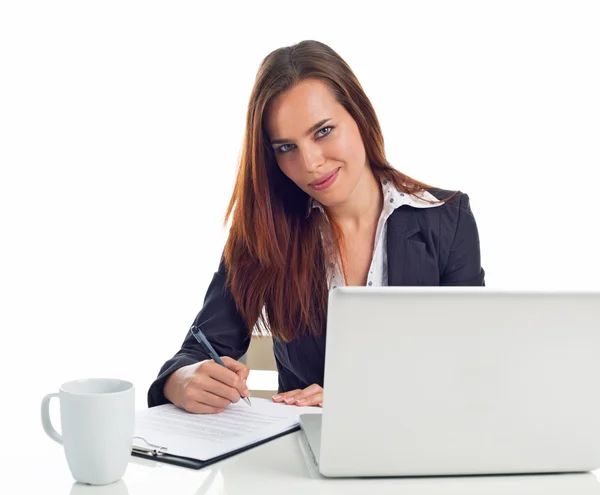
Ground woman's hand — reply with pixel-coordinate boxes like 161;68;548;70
164;357;250;414
272;384;323;407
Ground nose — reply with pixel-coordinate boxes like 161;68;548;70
300;143;325;173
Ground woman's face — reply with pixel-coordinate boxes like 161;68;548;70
264;79;369;208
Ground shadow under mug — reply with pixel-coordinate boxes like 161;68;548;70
41;378;135;486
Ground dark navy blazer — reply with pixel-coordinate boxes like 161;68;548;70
147;188;485;407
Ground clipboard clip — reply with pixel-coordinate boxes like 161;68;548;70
132;436;168;457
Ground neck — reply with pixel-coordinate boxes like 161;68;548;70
325;168;382;233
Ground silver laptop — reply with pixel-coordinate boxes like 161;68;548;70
299;287;600;477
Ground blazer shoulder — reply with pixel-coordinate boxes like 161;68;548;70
426;187;474;220
388;187;465;224
406;188;476;244
426;186;462;206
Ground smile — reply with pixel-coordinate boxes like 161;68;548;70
310;168;340;191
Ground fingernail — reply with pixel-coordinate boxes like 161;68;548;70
284;397;295;404
296;398;305;404
272;395;281;401
243;388;250;396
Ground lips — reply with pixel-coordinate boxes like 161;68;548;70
310;169;338;187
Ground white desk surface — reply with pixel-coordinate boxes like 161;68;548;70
8;424;600;495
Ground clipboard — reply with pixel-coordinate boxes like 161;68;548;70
131;426;301;469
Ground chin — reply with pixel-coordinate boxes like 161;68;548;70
312;191;348;209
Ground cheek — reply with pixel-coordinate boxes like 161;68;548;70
277;159;305;187
326;128;365;165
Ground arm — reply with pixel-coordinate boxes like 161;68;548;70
440;192;486;286
147;257;251;407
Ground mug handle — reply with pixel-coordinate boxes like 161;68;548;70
41;393;63;445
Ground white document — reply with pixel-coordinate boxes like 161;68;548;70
134;397;321;460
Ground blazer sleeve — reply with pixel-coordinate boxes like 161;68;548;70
439;192;486;286
147;257;252;407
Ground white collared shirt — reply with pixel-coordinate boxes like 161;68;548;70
310;180;444;289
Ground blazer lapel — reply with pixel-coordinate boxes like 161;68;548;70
386;208;439;286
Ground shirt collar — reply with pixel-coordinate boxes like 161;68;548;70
306;180;443;218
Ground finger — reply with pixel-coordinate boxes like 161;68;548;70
193;373;243;404
221;356;251;381
219;357;250;396
292;384;323;401
182;392;226;414
192;389;233;409
296;393;323;407
203;360;246;394
273;389;302;403
276;390;302;404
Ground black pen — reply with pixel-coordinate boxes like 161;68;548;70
190;325;252;406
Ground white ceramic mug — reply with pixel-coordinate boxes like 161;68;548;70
41;378;135;485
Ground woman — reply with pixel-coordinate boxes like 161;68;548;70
148;40;485;413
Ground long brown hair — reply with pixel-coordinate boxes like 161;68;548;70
224;40;455;342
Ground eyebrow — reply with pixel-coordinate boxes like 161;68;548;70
269;118;332;145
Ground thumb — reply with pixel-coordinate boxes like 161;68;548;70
221;356;250;382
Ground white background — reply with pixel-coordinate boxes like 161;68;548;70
1;1;599;454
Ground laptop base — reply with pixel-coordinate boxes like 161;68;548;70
299;413;322;466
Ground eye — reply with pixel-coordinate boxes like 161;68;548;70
316;126;333;138
276;143;296;154
274;126;334;154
